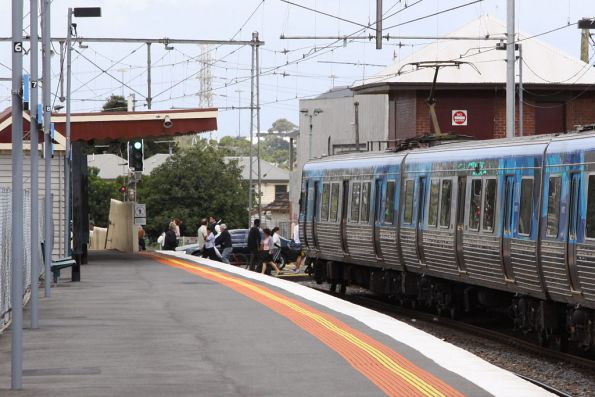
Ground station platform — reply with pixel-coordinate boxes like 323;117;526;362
0;250;553;397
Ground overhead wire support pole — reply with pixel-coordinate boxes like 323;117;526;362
506;0;515;138
280;34;506;41
146;43;151;109
376;0;383;49
11;0;24;389
30;0;40;330
255;31;262;220
41;0;52;298
518;44;523;137
248;34;255;227
64;8;73;257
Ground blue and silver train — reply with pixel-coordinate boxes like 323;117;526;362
299;131;595;351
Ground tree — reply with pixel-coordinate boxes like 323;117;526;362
102;95;128;112
267;118;296;134
87;167;124;227
260;135;290;167
218;135;252;156
137;140;249;239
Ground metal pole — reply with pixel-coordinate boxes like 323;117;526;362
354;101;360;150
42;0;52;297
146;43;151;109
30;0;40;330
506;0;515;138
11;0;24;388
376;0;382;50
289;137;294;172
248;34;255;226
64;8;72;257
308;114;313;160
235;89;242;138
255;32;261;219
518;44;523;137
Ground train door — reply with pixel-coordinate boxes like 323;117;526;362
566;173;582;292
454;176;467;273
312;181;320;250
415;177;427;265
373;179;383;259
302;180;309;248
501;175;515;281
340;180;350;255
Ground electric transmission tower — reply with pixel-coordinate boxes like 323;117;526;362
194;44;214;143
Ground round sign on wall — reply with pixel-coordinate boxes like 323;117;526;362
452;110;468;126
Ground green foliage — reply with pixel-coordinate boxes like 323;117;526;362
260;134;291;168
218;135;252;156
137;140;248;239
102;95;128;112
87;167;123;227
267;118;296;134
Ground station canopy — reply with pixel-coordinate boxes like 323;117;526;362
0;107;217;144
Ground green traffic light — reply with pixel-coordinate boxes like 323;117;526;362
133;141;142;150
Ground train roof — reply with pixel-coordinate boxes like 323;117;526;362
304;130;595;170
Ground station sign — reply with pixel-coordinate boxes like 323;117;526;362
134;203;146;225
452;110;468;126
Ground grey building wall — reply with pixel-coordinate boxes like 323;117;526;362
0;150;66;258
289;92;388;221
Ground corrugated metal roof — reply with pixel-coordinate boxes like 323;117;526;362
224;156;289;181
356;15;595;87
143;153;172;175
314;86;353;100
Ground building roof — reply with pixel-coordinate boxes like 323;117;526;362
314;86;353;100
224;156;289;182
143;153;172;175
356;15;595;88
87;154;128;179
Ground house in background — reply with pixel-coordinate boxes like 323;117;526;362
224;156;289;206
87;153;128;180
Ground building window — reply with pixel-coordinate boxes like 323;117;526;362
275;184;287;199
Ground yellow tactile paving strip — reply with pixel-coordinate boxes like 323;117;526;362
152;254;465;397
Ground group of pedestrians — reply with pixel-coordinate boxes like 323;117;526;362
196;217;233;264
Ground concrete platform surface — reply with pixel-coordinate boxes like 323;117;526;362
0;251;553;396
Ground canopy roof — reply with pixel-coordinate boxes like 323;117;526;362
0;107;217;145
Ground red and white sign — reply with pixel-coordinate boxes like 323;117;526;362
452;110;468;126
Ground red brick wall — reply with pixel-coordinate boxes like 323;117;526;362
566;93;595;130
388;88;595;141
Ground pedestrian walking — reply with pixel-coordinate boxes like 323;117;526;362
203;225;221;261
260;228;282;276
163;221;178;251
271;226;281;266
197;218;208;255
215;223;233;264
247;218;261;271
292;223;304;273
138;225;146;251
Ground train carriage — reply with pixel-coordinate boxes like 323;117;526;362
300;130;595;350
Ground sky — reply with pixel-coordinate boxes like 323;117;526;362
0;0;593;140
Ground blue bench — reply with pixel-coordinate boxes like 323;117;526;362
41;242;76;283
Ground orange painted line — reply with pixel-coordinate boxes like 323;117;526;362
151;254;465;397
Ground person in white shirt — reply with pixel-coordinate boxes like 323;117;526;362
197;218;208;254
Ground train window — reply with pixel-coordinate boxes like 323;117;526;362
404;180;414;224
384;181;396;224
469;179;482;230
350;182;361;222
547;176;561;237
482;179;497;232
428;179;439;227
330;183;340;221
519;178;534;235
439;179;452;227
320;183;330;221
586;176;595;238
361;182;371;222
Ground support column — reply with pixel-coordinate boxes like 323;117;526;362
506;0;515;138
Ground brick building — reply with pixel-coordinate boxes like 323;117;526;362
353;15;595;139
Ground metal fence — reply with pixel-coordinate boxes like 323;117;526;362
0;188;44;331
